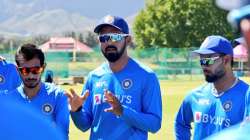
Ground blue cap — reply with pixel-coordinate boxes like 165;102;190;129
192;35;233;56
94;15;129;34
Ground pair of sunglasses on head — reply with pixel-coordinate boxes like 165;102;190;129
18;66;43;76
200;56;223;66
98;33;128;43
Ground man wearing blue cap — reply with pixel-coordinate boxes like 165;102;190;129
174;35;250;140
0;56;21;94
203;1;250;139
66;15;162;140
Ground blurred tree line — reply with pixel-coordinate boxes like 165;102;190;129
133;0;239;49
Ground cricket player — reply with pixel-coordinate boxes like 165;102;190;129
66;15;162;140
203;1;250;139
175;35;250;140
7;43;69;140
0;56;21;93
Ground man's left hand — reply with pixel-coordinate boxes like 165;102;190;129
104;89;123;116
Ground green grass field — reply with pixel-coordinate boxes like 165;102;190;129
62;77;250;140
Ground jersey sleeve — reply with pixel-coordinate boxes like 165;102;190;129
71;76;93;132
244;87;250;117
9;63;22;90
120;73;162;133
54;90;70;140
174;94;193;140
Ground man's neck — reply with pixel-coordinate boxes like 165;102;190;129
213;72;237;94
23;83;41;99
109;55;129;72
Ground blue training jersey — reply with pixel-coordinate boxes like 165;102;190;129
175;79;249;140
8;82;70;140
0;60;21;93
71;58;162;140
243;87;250;117
0;96;64;140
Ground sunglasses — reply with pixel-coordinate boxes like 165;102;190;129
200;56;221;66
99;33;128;43
18;66;43;76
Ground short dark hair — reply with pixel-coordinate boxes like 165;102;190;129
15;43;45;66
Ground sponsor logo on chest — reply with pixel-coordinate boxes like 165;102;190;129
194;111;231;127
94;94;132;105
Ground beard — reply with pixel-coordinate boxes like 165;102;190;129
101;44;126;63
204;67;226;82
23;77;41;88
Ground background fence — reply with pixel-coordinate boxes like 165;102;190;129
2;47;207;81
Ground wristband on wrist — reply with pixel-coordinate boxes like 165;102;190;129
75;106;82;112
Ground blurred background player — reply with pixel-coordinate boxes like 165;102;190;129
0;96;64;140
175;35;250;140
66;15;162;140
7;43;69;140
45;69;54;83
0;55;21;94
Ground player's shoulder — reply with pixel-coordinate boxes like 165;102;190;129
237;79;249;88
44;82;65;96
185;83;212;99
0;60;16;68
229;79;250;96
88;62;111;77
129;58;155;74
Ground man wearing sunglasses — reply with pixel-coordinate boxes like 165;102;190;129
7;44;69;140
0;56;21;94
175;35;250;140
66;15;162;140
203;1;250;139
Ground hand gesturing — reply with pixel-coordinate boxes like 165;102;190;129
104;89;123;116
65;89;89;112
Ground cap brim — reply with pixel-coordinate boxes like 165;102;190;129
192;49;216;55
94;23;122;33
234;37;245;45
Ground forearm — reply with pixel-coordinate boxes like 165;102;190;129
71;110;92;132
174;121;191;140
120;105;162;133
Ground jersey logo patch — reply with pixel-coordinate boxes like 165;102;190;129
95;81;107;88
194;112;202;123
197;99;210;105
94;94;102;104
122;79;132;89
42;103;53;114
104;15;114;24
223;101;232;112
0;74;5;84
